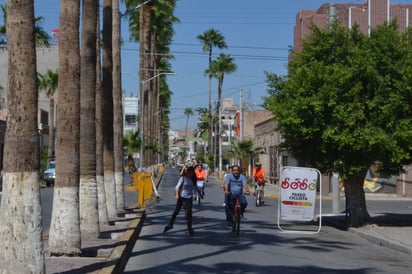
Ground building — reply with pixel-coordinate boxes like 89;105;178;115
294;0;412;52
123;95;139;133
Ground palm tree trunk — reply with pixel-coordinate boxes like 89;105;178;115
102;0;117;219
0;0;44;271
79;0;99;239
49;0;81;256
48;94;55;160
95;4;109;226
112;0;125;211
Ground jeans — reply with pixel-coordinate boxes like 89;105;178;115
225;193;247;222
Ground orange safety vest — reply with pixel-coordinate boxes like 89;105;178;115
195;169;207;181
253;167;265;182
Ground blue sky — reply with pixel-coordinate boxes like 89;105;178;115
10;0;411;130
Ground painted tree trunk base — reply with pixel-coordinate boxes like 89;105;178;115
0;172;45;273
48;186;81;256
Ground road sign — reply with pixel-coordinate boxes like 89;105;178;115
277;166;322;234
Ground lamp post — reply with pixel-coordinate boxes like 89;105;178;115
139;72;175;170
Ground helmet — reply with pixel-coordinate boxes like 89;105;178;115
255;162;262;166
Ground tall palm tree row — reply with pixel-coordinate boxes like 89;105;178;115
48;0;82;256
126;0;178;167
0;0;44;272
206;53;237;171
197;29;227;156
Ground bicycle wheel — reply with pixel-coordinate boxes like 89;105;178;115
255;188;261;207
234;205;240;235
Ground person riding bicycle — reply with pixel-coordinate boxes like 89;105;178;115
252;162;266;204
224;165;250;226
195;163;208;197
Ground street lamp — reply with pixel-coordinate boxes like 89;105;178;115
139;72;175;170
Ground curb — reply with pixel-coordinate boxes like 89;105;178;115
348;226;412;256
98;210;146;274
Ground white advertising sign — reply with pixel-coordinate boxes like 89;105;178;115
279;166;319;221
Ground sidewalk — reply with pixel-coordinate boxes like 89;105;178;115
263;182;412;256
44;172;162;274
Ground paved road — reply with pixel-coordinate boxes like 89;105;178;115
124;167;412;274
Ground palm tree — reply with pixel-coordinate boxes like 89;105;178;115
184;107;193;139
38;69;58;161
0;4;51;47
0;0;44;271
124;130;141;156
102;0;117;219
48;0;81;256
228;140;265;176
95;5;109;226
197;29;227;155
206;53;237;170
79;0;99;239
113;0;125;212
34;16;51;47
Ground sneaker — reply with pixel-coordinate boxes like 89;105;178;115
163;225;173;234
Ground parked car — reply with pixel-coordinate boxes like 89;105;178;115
43;160;56;187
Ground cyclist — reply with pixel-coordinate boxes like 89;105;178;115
195;163;208;197
252;162;266;204
224;165;250;226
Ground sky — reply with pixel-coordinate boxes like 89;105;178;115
6;0;410;130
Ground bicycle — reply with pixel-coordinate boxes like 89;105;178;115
193;188;201;206
255;184;262;207
231;196;241;235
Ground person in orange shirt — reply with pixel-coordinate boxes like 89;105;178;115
195;163;208;196
252;162;266;204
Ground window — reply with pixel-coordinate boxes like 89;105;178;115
125;114;136;126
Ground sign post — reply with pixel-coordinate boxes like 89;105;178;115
277;166;322;234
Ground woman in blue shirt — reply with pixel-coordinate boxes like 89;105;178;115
164;166;198;236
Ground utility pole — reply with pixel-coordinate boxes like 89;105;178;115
239;86;244;141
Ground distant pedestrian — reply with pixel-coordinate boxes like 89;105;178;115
164;166;198;236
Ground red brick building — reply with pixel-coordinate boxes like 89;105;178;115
294;0;412;52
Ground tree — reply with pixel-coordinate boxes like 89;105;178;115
123;130;141;156
0;0;44;272
0;4;51;47
206;53;237;170
95;5;109;226
102;0;117;219
38;69;58;161
265;21;412;227
228;140;264;176
79;0;99;239
197;28;227;155
184;107;193;139
48;0;81;255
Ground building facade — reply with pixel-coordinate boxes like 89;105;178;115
294;0;412;52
